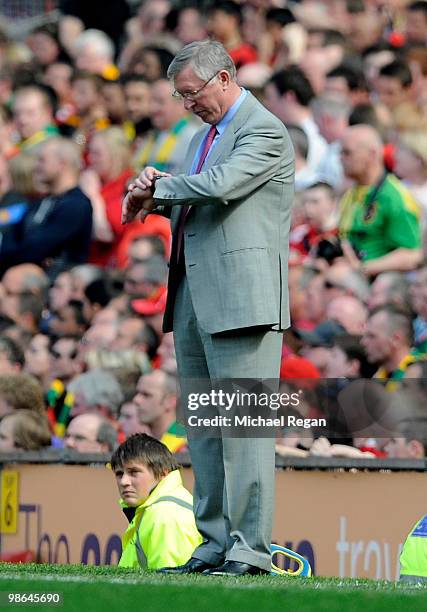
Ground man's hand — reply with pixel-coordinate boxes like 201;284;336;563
122;188;155;224
132;166;171;191
122;167;171;224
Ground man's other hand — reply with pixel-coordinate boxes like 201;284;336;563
122;167;171;224
122;188;155;224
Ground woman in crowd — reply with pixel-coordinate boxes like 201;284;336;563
80;127;136;267
0;410;51;451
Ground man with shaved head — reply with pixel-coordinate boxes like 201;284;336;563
0;137;92;277
339;124;422;277
361;305;423;381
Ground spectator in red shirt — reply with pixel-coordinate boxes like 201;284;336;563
80;125;171;269
207;1;258;69
80;126;134;266
289;182;338;262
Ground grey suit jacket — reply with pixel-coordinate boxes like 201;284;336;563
154;92;295;334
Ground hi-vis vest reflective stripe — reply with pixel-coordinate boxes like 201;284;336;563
134;495;193;567
400;514;427;581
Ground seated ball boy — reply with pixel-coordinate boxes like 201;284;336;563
111;433;202;569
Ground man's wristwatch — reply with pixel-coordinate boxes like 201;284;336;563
151;174;162;193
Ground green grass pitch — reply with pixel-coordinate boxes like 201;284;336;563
0;564;426;612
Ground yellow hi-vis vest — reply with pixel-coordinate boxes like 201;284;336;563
118;470;202;570
400;514;427;581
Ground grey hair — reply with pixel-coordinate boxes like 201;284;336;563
73;29;114;61
68;369;124;418
340;270;370;303
70;264;104;287
97;418;118;452
167;40;236;82
311;95;351;120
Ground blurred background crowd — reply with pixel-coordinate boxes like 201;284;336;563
0;0;426;461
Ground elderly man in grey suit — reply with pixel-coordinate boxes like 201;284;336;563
122;40;294;576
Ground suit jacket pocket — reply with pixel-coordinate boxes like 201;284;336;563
221;246;267;256
188;247;280;333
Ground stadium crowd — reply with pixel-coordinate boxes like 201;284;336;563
0;0;427;460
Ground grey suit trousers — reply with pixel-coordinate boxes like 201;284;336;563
173;277;283;570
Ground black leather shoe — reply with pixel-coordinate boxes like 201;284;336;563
157;558;217;574
202;560;270;576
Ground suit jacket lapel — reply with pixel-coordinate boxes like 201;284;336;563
205;92;258;169
170;128;207;227
184;128;208;174
170;93;258;226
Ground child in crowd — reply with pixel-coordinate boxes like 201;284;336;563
111;433;201;570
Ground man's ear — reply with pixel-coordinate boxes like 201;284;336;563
348;358;360;377
390;329;402;347
218;70;231;88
